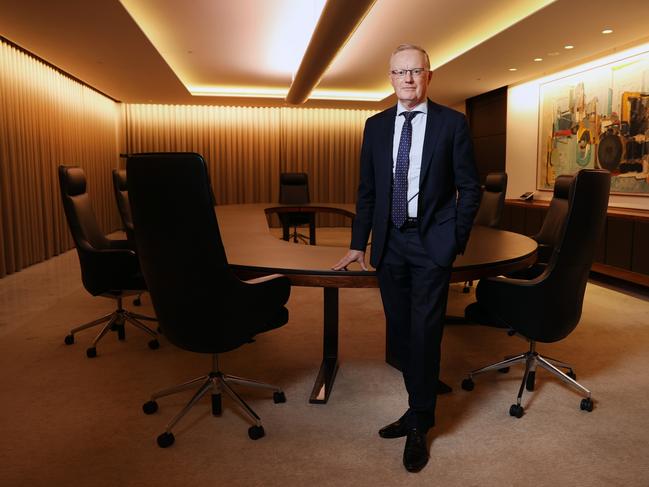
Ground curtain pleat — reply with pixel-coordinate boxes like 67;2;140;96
0;40;120;278
1;37;379;278
124;104;377;226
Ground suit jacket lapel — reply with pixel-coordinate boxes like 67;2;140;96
419;99;442;189
380;105;397;184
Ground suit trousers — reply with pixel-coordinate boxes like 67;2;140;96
377;225;452;430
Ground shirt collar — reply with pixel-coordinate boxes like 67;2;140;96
396;100;428;117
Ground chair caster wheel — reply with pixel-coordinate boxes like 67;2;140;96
64;334;74;345
273;391;286;403
498;367;510;374
133;297;142;306
567;370;576;380
157;432;174;448
142;400;158;415
461;378;474;391
148;339;160;350
509;404;524;418
525;371;536;391
580;398;593;412
116;324;126;341
248;425;265;440
86;347;97;358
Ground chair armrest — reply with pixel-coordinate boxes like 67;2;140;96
106;238;132;250
78;243;140;277
242;273;285;285
240;273;291;308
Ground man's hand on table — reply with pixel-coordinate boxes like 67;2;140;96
332;250;368;271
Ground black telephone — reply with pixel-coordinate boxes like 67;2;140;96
519;191;535;201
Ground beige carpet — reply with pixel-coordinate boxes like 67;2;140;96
1;241;649;487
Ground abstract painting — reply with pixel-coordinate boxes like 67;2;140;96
538;50;649;194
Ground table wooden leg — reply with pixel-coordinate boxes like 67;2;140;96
309;213;316;245
282;221;290;241
309;287;339;403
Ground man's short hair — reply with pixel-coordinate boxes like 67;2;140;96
391;44;430;70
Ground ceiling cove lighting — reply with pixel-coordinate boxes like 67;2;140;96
285;0;377;104
189;86;390;101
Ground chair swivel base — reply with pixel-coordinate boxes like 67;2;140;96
460;340;593;417
142;354;286;448
282;228;311;244
64;296;158;357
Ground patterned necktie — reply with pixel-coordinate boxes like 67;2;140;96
391;110;420;228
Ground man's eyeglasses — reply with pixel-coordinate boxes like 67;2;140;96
390;68;428;78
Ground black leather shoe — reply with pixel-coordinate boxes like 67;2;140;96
403;428;429;473
378;416;409;439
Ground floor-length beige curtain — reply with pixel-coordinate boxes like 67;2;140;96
124;104;377;225
0;40;120;277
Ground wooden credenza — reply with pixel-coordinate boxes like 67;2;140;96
503;199;649;288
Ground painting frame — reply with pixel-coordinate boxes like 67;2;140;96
537;50;649;195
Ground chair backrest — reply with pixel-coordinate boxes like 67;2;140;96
126;152;269;353
58;166;116;294
534;174;574;262
279;172;310;205
473;172;507;228
488;169;610;343
111;169;135;243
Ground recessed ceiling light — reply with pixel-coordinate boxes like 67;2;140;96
534;57;543;62
564;45;574;50
508;68;517;72
602;29;613;34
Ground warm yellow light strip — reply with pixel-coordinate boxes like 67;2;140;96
189;86;390;101
309;89;391;101
189;86;288;99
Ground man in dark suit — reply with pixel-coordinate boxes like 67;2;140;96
333;44;480;472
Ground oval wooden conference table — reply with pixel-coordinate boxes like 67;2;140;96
216;203;538;404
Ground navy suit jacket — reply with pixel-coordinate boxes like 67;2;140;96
351;99;481;268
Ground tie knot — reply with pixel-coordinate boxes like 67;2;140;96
401;110;420;123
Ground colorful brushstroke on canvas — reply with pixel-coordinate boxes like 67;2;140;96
538;51;649;194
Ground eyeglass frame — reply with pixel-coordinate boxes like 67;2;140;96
389;68;429;78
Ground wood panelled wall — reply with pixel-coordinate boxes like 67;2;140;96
466;86;507;183
124;104;376;225
0;39;120;277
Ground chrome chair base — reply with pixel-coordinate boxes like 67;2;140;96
143;354;285;447
64;295;158;357
461;340;593;417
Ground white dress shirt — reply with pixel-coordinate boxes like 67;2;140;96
393;100;428;218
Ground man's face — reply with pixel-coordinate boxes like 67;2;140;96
389;49;432;109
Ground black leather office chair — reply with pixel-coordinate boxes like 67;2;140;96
462;169;610;418
112;169;143;306
127;152;291;447
463;172;508;292
279;172;312;244
58;166;158;358
533;174;574;265
111;169;135;245
506;174;574;281
473;172;508;228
